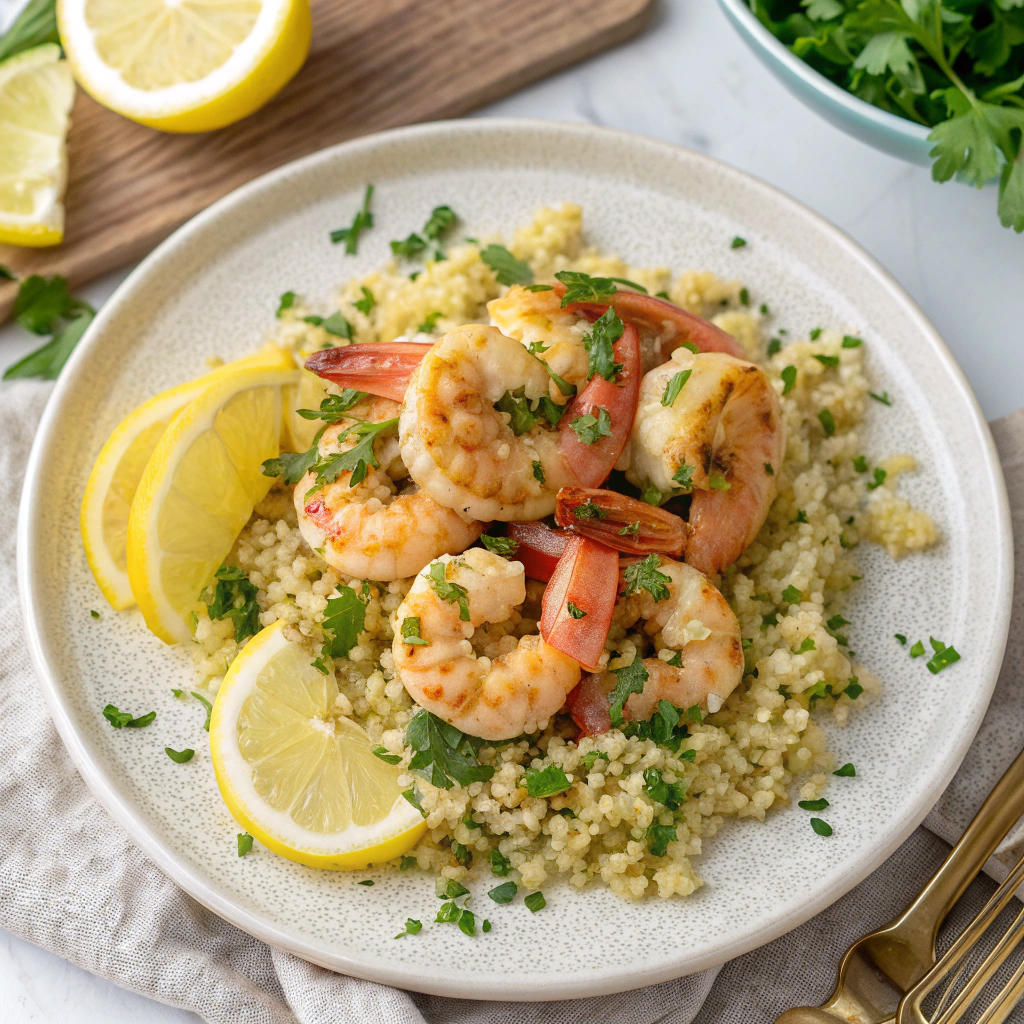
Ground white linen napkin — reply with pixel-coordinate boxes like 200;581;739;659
2;381;1021;1024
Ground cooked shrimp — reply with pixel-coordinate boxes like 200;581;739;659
399;323;579;521
626;347;784;575
567;557;743;734
295;397;482;580
393;549;582;740
488;284;591;391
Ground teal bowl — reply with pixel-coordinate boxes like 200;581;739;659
717;0;933;167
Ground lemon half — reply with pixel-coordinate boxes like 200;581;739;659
57;0;311;132
210;621;426;869
0;44;75;247
127;357;297;644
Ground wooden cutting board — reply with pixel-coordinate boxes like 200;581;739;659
0;0;653;320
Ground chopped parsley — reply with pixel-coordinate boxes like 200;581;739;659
647;823;678;856
423;204;457;239
488;881;518;904
573;501;606;520
796;638;816;653
524;283;553;292
794;509;808;523
833;763;856;777
164;747;194;763
403;786;425;814
767;338;781;357
353;287;376;315
103;705;155;729
608;658;649;727
276;291;296;317
261;445;318;486
90;609;100;619
581;750;609;769
583;308;625;381
619;521;641;537
296;390;367;420
417;311;442;333
483;920;492;932
490;849;513;876
870;391;892;406
330;184;374;254
809;328;822;340
495;388;537;435
451;840;472;867
321;311;353;338
405;708;495;789
190;691;214;732
709;474;731;490
522;764;571;798
394;918;422;939
322;586;366;658
400;856;417;870
480;244;532;285
372;745;402;764
532;460;546;483
436;878;470;900
673;463;695;490
798;798;829;812
569;407;612;445
426;561;470;622
237;832;254;856
926;637;961;674
842;335;862;349
909;640;926;658
810;818;833;837
680;341;699;354
642;480;665;506
643;768;686;810
845;678;864;700
203;564;260;643
622;554;672;602
567;601;587;619
813;354;839;368
895;633;907;645
781;365;797;395
782;584;803;604
661;369;692;407
866;467;887;490
760;303;769;315
818;408;836;436
622;700;690;752
309;417;399;490
730;236;747;249
553;270;618;306
391;233;427;259
827;614;850;631
524;891;546;913
739;287;750;306
852;455;868;473
480;534;520;556
358;879;374;886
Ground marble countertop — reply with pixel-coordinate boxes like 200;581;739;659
1;1;1021;1021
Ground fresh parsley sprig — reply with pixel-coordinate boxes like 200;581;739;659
330;184;374;254
404;709;496;789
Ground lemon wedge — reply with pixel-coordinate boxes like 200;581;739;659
287;368;333;451
82;348;293;611
210;621;426;869
0;44;75;247
57;0;311;133
127;357;298;644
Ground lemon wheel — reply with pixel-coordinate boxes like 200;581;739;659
57;0;312;133
127;358;298;644
0;44;75;247
81;348;293;610
210;621;426;869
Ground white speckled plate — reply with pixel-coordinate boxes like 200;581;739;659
18;120;1012;1001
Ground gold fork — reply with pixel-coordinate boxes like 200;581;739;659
775;746;1024;1024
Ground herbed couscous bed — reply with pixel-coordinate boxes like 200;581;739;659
190;203;938;900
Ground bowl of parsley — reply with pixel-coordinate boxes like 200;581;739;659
717;0;1024;233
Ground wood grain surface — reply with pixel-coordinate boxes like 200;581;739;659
0;0;653;320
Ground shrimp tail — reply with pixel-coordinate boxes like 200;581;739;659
305;342;431;401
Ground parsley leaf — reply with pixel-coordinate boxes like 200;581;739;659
400;616;430;646
190;691;213;731
261;445;320;486
165;747;194;763
623;700;691;752
672;463;695;490
353;287;376;315
730;236;747;249
480;534;520;556
870;391;893;406
833;763;856;777
553;270;619;306
330;184;374;254
608;658;649;727
569;407;611;445
480;244;533;285
644;768;686;810
103;705;155;729
237;832;254;856
426;561;470;621
572;500;606;520
781;365;797;395
622;553;672;602
524;891;546;913
296;391;366;421
647;822;678;856
495;388;537;435
490;849;513;876
423;205;457;240
661;369;692;406
810;818;833;837
309;418;398;489
394;918;422;939
405;708;495;789
488;880;518;904
204;564;261;643
567;601;587;619
522;764;571;798
322;586;366;658
583;308;625;381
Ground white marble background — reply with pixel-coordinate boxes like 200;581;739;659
1;1;1022;1021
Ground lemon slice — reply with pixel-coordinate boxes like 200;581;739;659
0;44;75;247
57;0;311;133
210;621;426;868
127;359;298;644
82;348;294;611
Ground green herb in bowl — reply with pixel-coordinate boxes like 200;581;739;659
745;0;1024;232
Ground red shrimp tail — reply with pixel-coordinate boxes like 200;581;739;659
555;486;688;556
304;342;431;401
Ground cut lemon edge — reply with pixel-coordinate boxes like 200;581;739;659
82;346;295;610
0;44;74;247
209;621;426;869
126;357;299;644
57;0;311;133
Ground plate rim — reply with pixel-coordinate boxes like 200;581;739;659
17;117;1014;1001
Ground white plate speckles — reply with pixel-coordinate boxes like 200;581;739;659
18;120;1012;1001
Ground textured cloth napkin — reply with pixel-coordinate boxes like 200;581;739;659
2;381;1022;1024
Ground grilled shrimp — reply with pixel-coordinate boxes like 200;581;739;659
393;549;582;741
296;397;482;580
626;347;784;575
567;557;744;735
488;284;592;391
